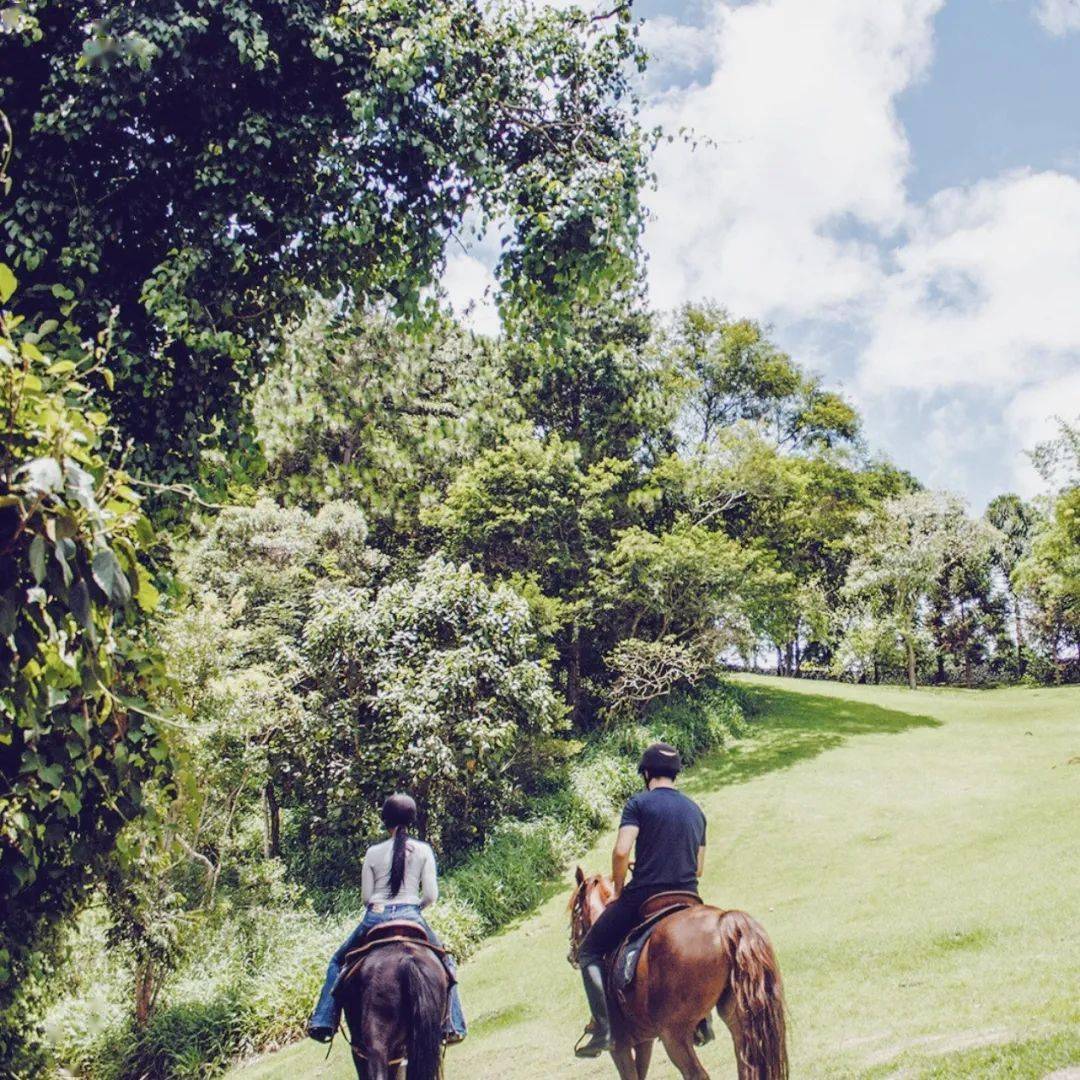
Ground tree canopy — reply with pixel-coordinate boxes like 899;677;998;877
1;0;648;476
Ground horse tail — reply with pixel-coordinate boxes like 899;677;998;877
402;952;444;1080
718;910;789;1080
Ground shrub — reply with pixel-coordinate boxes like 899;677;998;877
299;556;566;868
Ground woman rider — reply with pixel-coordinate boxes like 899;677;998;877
307;793;467;1044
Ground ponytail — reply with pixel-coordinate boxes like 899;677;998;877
381;793;418;899
389;823;408;898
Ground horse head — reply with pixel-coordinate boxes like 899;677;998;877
567;865;615;968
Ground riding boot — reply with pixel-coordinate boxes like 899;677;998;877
694;1015;716;1046
575;963;613;1058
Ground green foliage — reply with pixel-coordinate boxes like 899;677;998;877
49;681;748;1079
1;0;648;476
257;307;521;544
0;269;168;1071
841;491;999;688
302;555;566;865
660;302;861;452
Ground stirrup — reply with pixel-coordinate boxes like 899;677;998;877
574;1025;612;1058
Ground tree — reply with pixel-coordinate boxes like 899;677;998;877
257;305;520;545
985;493;1040;674
1013;418;1080;674
1014;486;1080;670
842;492;997;688
661;303;861;452
1;0;648;476
426;430;636;724
927;547;1007;687
302;556;565;864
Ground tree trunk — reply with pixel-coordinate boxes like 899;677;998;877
1013;591;1025;675
905;635;917;690
263;782;280;859
873;659;880;685
134;960;155;1027
784;640;794;677
775;646;784;677
567;626;582;726
964;651;973;689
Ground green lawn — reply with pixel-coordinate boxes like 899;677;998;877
228;677;1080;1079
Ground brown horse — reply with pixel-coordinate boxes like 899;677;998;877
568;868;788;1080
336;938;449;1080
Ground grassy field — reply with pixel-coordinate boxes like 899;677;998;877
228;676;1080;1079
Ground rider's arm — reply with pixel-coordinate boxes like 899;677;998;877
419;845;438;909
697;845;706;878
361;849;375;906
612;825;638;896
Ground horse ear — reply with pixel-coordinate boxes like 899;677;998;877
574;865;585;885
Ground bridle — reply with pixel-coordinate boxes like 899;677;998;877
568;878;590;969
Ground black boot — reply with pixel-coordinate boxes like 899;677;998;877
575;963;613;1058
694;1015;715;1046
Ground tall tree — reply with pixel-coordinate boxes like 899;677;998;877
985;493;1040;674
661;303;861;452
843;492;997;689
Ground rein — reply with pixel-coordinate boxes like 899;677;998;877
568;878;597;969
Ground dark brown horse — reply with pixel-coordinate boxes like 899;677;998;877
569;868;788;1080
336;938;449;1080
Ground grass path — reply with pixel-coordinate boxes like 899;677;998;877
229;677;1080;1079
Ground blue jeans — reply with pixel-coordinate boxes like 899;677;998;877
309;904;467;1039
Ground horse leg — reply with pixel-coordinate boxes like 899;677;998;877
718;996;752;1080
634;1038;655;1079
610;1036;641;1080
659;1030;710;1080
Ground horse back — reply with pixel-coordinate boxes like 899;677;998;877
615;904;734;1036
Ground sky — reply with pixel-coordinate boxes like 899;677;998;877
443;0;1080;510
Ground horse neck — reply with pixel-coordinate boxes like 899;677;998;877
587;876;615;921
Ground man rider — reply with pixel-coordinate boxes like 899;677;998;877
574;742;707;1058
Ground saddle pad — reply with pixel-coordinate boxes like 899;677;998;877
611;902;696;993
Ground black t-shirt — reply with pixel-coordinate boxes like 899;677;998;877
619;786;707;891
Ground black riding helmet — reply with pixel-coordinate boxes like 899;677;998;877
637;742;683;779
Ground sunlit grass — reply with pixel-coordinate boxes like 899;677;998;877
228;677;1080;1079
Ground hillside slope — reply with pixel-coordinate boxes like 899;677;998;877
230;677;1080;1079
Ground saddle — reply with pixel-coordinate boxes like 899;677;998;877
610;891;703;994
335;920;451;995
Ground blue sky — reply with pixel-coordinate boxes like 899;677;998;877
444;0;1080;508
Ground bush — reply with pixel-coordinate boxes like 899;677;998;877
299;556;566;869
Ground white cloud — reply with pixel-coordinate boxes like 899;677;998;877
1034;0;1080;35
637;0;1080;503
643;0;943;316
859;170;1080;393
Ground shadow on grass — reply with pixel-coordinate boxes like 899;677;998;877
682;685;941;796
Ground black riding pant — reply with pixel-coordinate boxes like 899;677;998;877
578;884;694;968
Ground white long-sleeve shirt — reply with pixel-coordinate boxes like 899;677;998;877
361;836;438;909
